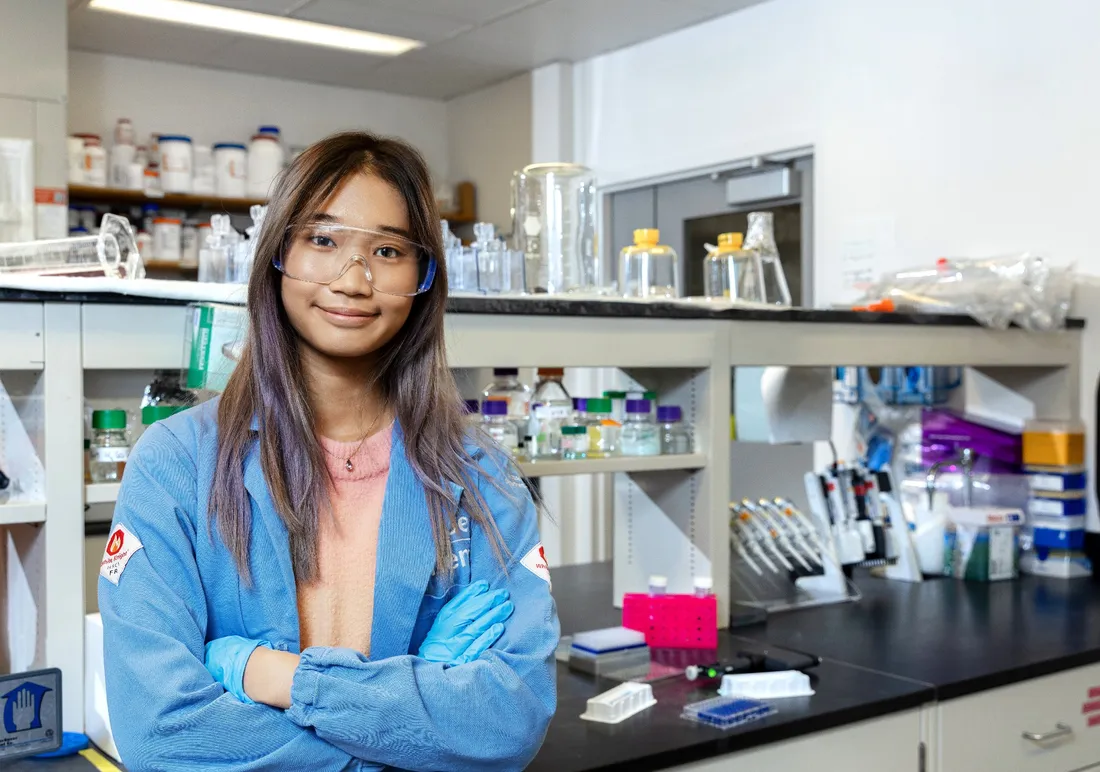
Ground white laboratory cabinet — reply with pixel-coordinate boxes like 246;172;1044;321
667;709;923;772
937;662;1100;772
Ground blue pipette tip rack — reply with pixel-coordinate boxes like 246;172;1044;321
681;696;775;730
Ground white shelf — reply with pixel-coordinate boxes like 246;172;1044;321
85;483;120;504
0;501;46;525
518;454;706;477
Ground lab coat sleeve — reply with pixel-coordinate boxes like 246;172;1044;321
285;454;560;772
98;423;369;772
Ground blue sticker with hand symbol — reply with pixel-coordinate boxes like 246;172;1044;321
0;668;62;762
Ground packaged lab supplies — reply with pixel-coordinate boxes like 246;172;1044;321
1029;496;1087;518
1026;465;1088;496
944;520;1019;581
184;303;246;392
1023;420;1085;467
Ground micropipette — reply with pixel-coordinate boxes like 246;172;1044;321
758;499;821;567
729;529;764;576
730;511;779;573
742;499;813;571
733;504;796;572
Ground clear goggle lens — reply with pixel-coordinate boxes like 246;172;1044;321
275;223;436;296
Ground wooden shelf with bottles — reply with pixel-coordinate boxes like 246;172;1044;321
68;185;265;214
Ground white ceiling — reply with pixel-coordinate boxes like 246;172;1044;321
68;0;769;99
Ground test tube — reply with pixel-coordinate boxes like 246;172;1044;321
648;574;668;596
693;576;713;598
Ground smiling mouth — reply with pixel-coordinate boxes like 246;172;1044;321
316;306;381;325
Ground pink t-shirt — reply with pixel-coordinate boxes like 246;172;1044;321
297;424;393;656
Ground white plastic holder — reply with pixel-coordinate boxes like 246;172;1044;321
580;682;657;724
880;490;924;583
718;670;815;700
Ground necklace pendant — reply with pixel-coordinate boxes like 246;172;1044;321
345;458;354;472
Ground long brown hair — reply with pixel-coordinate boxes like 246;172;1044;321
211;131;506;583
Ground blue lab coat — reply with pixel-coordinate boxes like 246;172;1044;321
98;399;559;771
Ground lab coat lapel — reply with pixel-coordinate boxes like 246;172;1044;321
371;423;458;659
242;438;300;646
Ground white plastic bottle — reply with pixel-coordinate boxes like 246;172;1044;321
82;136;107;187
247;131;285;198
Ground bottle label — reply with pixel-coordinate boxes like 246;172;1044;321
534;405;571;420
487;425;518;450
92;446;129;463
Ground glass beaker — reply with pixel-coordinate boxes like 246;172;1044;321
511;163;599;294
744;212;792;306
702;231;765;301
618;228;680;299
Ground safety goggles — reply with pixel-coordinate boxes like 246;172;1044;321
274;222;436;296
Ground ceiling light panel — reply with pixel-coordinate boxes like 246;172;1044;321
88;0;424;56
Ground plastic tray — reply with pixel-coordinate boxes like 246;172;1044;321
580;682;656;724
717;670;814;699
681;696;775;730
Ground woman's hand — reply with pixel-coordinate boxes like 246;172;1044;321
419;580;514;666
204;635;298;709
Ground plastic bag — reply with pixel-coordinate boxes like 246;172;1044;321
860;254;1074;331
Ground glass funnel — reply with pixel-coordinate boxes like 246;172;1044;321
0;213;145;279
511;163;599;294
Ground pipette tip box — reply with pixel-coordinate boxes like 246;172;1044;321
681;696;775;730
579;682;657;724
622;593;718;649
568;627;651;676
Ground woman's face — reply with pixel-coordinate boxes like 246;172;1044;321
280;172;417;361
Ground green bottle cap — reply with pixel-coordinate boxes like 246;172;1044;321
644;391;658;401
142;404;187;425
603;390;627;399
92;409;127;430
586;397;612;414
561;425;587;435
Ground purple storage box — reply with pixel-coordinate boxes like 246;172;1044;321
921;409;1022;473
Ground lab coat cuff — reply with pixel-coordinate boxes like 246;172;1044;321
285;649;327;726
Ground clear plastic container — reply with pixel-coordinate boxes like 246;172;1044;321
481;368;530;435
604;391;627;422
580;682;656;724
620;399;660;456
693;576;714;598
528;368;572;459
511;163;599;294
717;670;814;699
560;425;588;460
482;400;519;454
584;397;619;458
703;231;766;302
648;574;668;596
90;409;130;483
658;405;692;454
619;229;680;299
744;212;792;306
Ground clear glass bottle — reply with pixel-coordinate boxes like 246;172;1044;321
572;397;588;424
744;211;793;306
140;369;196;424
481;400;519;455
560;425;588;460
703;231;767;302
658;405;692;454
619;228;680;298
482;367;530;435
584;397;619;458
603;390;627;423
620;399;660;456
90;409;130;483
528;368;573;459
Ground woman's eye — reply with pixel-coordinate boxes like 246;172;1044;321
308;234;337;249
375;245;403;259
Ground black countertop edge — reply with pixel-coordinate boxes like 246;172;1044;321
935;649;1100;701
576;683;934;772
0;287;1084;328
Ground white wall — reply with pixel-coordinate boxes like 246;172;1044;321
446;73;532;233
574;0;1100;305
68;51;449;180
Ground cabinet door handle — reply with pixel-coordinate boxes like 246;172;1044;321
1022;723;1073;744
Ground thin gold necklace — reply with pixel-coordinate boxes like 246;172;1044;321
321;406;386;472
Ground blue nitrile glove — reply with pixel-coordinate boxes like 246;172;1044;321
419;579;514;666
204;635;271;704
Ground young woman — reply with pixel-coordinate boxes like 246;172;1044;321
99;132;559;771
